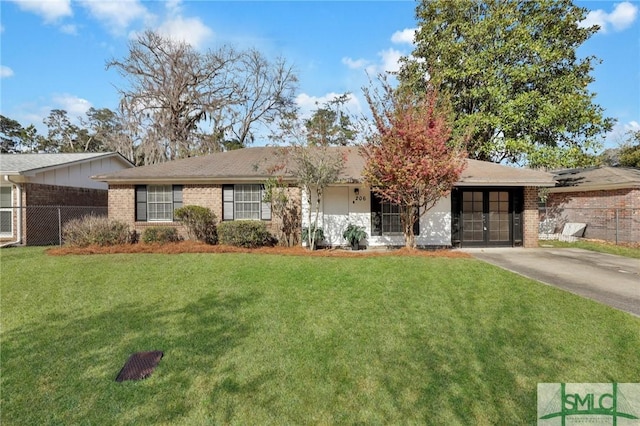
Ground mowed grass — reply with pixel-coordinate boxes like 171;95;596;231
1;248;639;425
540;239;640;259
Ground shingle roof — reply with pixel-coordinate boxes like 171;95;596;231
459;158;555;186
1;152;132;174
549;166;640;192
93;146;555;187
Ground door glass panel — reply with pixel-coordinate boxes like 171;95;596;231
462;191;484;242
488;191;510;242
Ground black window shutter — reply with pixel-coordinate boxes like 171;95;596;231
135;185;147;222
223;185;234;220
370;192;382;236
413;206;420;236
172;185;183;220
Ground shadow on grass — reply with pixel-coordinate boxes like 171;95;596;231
375;281;631;425
1;291;258;424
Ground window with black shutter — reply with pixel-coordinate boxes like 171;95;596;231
135;185;182;222
222;184;271;221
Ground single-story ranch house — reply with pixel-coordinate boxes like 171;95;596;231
1;152;134;246
93;147;555;248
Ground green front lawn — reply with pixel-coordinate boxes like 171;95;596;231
539;239;640;258
2;247;639;425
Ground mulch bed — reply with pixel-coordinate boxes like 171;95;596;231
47;240;471;258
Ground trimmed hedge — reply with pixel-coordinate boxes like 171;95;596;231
62;215;131;247
142;226;181;244
174;205;217;244
217;221;275;248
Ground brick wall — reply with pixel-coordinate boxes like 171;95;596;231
183;184;222;218
109;184;304;242
108;185;135;224
267;186;302;244
545;188;640;243
25;183;107;206
22;183;108;245
547;188;639;210
523;186;539;248
106;184;186;238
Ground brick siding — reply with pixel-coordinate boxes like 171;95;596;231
546;188;640;243
25;183;107;207
523;186;540;248
22;183;108;245
109;184;303;241
547;188;639;210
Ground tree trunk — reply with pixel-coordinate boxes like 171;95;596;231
403;210;417;249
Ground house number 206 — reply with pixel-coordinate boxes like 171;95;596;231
354;195;366;201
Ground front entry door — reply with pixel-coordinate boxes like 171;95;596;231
461;190;512;246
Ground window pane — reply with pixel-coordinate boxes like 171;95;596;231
380;200;402;233
0;211;11;233
0;187;11;208
147;185;173;221
234;185;262;220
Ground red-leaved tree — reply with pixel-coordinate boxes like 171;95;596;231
362;80;467;248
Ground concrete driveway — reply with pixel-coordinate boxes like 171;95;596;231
462;248;640;317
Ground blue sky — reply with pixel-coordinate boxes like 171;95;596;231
1;0;638;150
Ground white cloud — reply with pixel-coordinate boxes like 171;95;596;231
53;94;93;117
295;92;362;119
604;120;640;148
1;66;14;78
624;120;640;132
581;2;638;33
81;0;151;34
9;0;72;23
609;2;638;31
378;48;403;73
165;0;183;14
342;57;369;70
60;24;77;35
343;49;404;75
157;16;214;49
391;28;416;45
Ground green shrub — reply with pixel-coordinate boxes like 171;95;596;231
62;215;131;247
174;205;218;244
142;226;181;244
217;221;275;248
302;225;324;249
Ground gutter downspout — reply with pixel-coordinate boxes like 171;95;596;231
2;175;23;247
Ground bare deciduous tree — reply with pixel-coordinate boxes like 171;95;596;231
107;30;238;162
222;49;298;149
107;30;298;164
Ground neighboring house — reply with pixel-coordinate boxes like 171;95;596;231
94;147;555;248
542;166;640;243
1;152;134;246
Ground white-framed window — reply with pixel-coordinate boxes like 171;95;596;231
135;185;183;222
147;185;174;221
381;201;403;234
223;184;271;221
0;186;13;236
371;192;419;237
